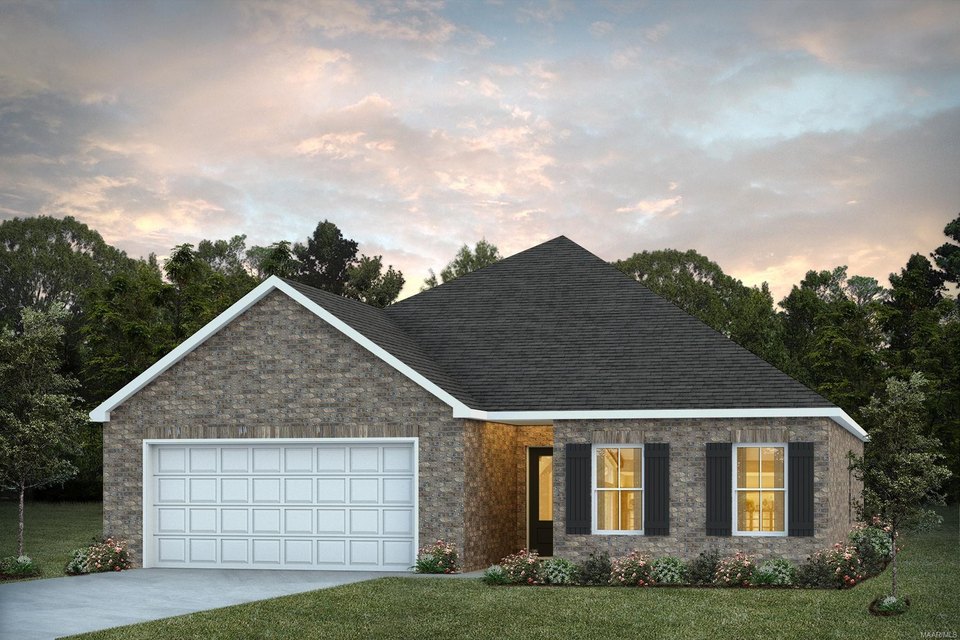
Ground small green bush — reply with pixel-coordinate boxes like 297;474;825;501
687;549;721;585
797;545;863;589
577;551;612;586
481;564;509;585
714;552;754;587
849;517;893;576
0;555;41;579
651;556;687;585
543;557;579;585
500;549;545;585
64;547;90;575
414;539;461;574
610;551;654;586
752;558;796;586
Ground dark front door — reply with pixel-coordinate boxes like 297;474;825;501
528;447;554;556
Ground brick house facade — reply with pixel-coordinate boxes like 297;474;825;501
93;237;868;572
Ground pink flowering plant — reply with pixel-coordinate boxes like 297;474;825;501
413;539;460;574
797;544;864;589
499;549;546;585
609;551;655;587
66;537;132;575
848;516;894;575
714;552;754;587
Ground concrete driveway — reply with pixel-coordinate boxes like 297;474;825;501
0;568;395;640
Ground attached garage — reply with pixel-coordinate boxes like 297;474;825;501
143;439;418;570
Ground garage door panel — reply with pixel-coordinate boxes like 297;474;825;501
149;441;416;570
317;478;346;503
317;509;346;534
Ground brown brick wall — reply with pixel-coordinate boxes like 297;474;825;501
102;290;465;566
553;417;862;563
828;422;865;542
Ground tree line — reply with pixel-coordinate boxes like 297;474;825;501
0;214;957;502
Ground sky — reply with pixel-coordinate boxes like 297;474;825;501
1;0;958;301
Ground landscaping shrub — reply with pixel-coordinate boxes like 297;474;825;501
797;544;864;589
543;557;579;585
0;555;41;579
714;552;754;587
64;547;90;575
651;556;687;585
577;551;612;586
481;564;509;585
687;549;721;585
849;517;894;576
414;539;461;574
610;551;654;586
500;549;545;585
752;558;797;586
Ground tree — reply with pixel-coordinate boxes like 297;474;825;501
247;241;299;279
288;221;404;306
848;373;951;599
0;305;87;556
617;249;786;367
423;239;501;289
344;255;405;308
932;214;960;286
293;221;359;295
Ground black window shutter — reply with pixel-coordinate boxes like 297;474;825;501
788;442;815;536
565;443;592;534
643;443;670;535
705;442;732;536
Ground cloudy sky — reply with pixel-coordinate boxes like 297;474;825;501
1;0;958;300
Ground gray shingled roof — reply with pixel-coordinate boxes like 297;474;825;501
293;236;834;411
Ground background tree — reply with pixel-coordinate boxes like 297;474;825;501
344;255;405;308
247;241;299;279
848;373;951;599
288;221;404;306
0;305;87;555
293;221;359;295
616;249;786;367
423;239;501;289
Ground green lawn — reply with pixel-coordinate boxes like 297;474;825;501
71;506;959;640
0;501;102;578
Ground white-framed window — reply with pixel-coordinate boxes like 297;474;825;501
592;444;643;534
733;443;787;536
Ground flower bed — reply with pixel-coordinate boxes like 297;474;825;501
65;538;132;575
413;539;461;574
481;521;891;590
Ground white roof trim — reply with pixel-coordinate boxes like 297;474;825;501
453;407;868;442
89;277;867;442
89;276;471;422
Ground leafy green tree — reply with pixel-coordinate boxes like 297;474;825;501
848;373;951;599
932;214;960;286
293;221;359;295
617;249;786;367
883;254;946;371
779;266;885;416
423;239;501;289
247;241;299;279
0;305;87;556
344;255;404;308
82;257;171;402
289;221;404;305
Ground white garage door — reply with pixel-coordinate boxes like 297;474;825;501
145;439;417;570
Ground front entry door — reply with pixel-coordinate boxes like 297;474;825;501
528;447;554;556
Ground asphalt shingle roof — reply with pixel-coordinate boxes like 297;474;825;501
293;236;834;411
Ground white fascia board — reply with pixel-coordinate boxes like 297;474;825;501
90;276;472;422
455;407;869;442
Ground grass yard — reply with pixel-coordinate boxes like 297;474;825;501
0;501;102;578
71;506;959;640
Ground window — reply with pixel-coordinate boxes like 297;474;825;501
593;445;643;533
734;444;786;535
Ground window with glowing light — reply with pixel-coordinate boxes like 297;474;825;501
734;444;786;535
593;446;643;533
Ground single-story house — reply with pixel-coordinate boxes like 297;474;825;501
90;236;866;571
